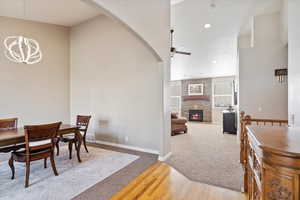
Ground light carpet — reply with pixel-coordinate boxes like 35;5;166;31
0;146;139;200
166;123;243;191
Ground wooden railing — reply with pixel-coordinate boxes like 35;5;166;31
239;111;288;164
239;111;288;193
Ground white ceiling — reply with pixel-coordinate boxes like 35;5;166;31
0;0;103;26
171;0;255;80
171;0;283;80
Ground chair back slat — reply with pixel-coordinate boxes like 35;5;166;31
0;118;18;130
76;115;91;131
24;122;62;151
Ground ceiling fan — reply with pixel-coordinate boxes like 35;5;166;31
170;29;191;57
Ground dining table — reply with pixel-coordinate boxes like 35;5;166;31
0;124;83;162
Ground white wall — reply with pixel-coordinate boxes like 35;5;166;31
239;12;288;119
288;0;300;126
87;0;171;156
70;15;163;152
280;0;288;46
88;0;170;61
0;17;70;126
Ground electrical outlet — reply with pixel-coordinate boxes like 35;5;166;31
258;107;262;112
125;136;129;142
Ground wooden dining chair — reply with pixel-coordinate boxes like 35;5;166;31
0;118;24;153
8;122;62;188
56;115;91;158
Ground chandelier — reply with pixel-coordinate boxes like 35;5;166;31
4;36;42;65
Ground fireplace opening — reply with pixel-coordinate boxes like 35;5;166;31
189;110;204;122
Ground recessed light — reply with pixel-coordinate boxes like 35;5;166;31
204;24;211;29
212;60;217;64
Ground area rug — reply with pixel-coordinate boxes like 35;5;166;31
0;146;139;200
166;123;243;191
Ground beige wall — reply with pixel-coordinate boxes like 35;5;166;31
87;0;171;157
70;15;162;152
288;0;300;126
0;17;70;126
239;13;288;119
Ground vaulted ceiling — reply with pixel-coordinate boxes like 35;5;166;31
171;0;283;80
0;0;103;26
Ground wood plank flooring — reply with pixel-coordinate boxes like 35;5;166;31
109;162;246;200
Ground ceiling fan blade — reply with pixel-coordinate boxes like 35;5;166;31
170;29;192;56
175;50;191;55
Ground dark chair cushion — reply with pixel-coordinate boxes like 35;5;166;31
12;148;52;162
0;144;25;153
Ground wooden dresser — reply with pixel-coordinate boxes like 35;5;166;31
241;125;300;200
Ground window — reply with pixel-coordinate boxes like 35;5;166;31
170;81;182;114
170;96;181;114
213;79;234;108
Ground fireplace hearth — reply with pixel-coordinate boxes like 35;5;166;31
189;110;204;122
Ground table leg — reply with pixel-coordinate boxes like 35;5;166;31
75;130;82;163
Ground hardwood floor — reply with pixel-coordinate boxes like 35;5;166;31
109;162;246;200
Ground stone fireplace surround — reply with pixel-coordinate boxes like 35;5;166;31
181;78;212;122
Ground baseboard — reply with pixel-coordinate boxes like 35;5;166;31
158;152;172;161
85;134;95;141
90;140;160;155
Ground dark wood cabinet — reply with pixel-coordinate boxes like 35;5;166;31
223;111;237;134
